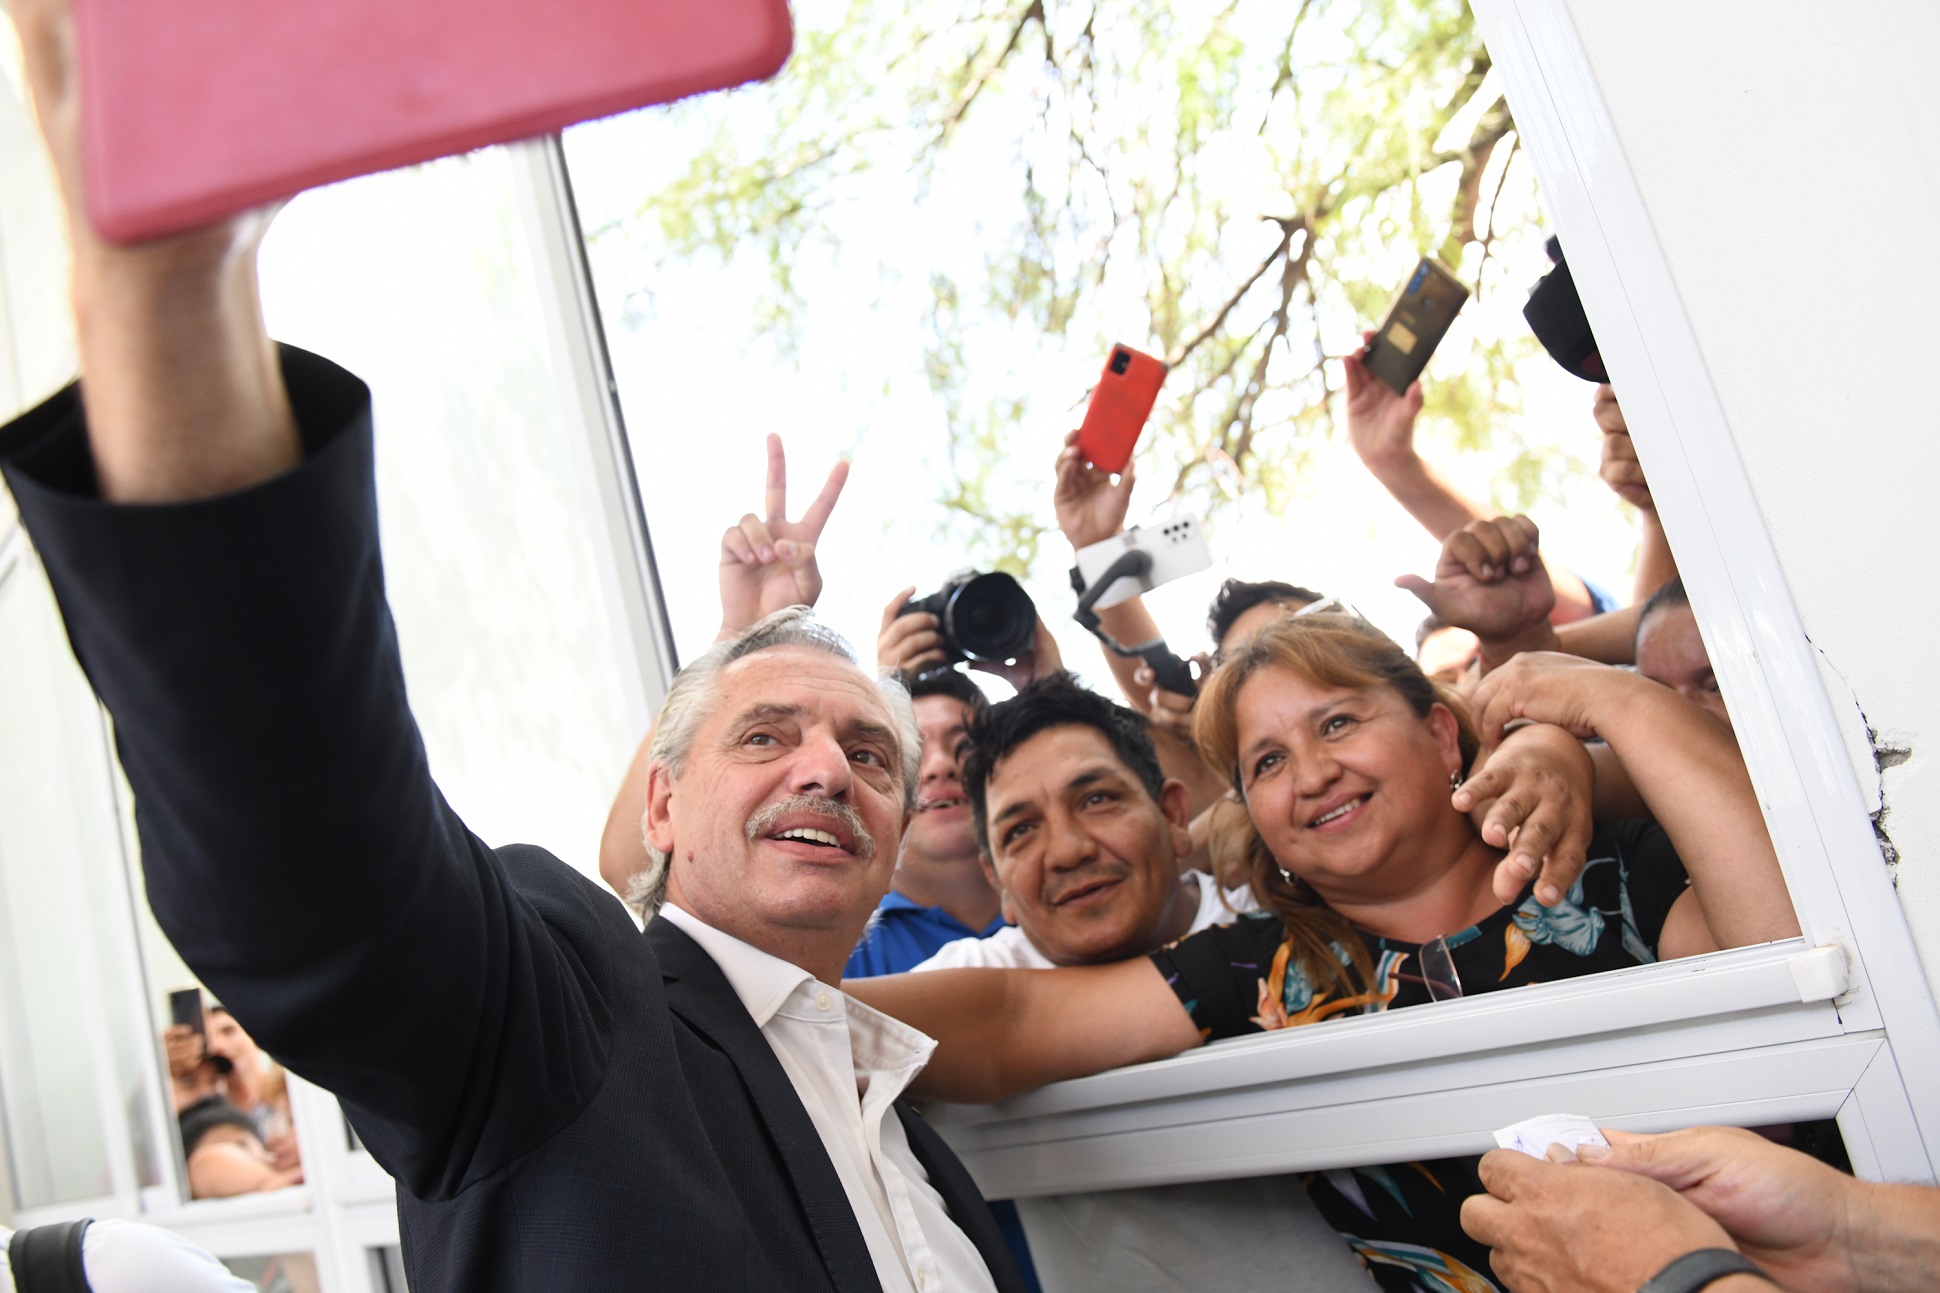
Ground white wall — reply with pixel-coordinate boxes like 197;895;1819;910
1563;0;1940;996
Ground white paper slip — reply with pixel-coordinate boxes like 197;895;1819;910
1493;1113;1610;1160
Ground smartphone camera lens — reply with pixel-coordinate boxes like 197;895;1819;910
1109;349;1131;375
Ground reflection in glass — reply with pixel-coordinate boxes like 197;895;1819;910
221;1252;322;1293
0;561;116;1207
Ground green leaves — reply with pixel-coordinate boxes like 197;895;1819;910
595;0;1569;555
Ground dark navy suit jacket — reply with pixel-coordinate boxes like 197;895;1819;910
0;347;1025;1293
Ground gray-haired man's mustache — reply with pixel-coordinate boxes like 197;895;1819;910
744;795;878;861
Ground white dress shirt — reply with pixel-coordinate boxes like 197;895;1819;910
910;871;1259;971
660;904;999;1293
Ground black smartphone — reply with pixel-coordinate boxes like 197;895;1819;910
1364;257;1470;394
169;987;204;1036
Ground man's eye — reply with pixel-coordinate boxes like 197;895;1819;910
851;748;887;768
745;731;777;746
1082;790;1114;807
1002;821;1035;847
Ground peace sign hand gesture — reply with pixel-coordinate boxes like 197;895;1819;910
717;434;850;640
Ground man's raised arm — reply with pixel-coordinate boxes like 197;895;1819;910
8;0;298;501
2;0;622;1199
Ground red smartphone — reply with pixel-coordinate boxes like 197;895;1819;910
1078;344;1167;474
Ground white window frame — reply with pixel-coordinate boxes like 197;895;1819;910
916;0;1940;1193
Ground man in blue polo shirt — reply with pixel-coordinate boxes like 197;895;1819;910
844;667;1008;977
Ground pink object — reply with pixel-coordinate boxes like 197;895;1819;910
73;0;794;241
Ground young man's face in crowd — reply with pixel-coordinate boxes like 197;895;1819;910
649;647;909;943
1417;625;1481;693
904;694;979;865
1636;605;1731;730
979;724;1195;965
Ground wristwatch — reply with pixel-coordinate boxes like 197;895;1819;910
1635;1249;1766;1293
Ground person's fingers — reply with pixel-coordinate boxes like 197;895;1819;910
1544;1141;1580;1164
772;538;814;568
1458;1192;1513;1249
763;434;788;525
736;515;776;563
1525;797;1589;908
798;458;849;537
1115;451;1137;492
1501;514;1542;561
1443;529;1496;580
880;586;918;631
1343;349;1368;395
879;613;939;656
1403;380;1424;417
1394;572;1441;613
721;522;758;567
1476;1148;1541;1202
1466;520;1515;571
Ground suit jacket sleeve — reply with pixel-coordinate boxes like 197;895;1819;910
0;346;622;1200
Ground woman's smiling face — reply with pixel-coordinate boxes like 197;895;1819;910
1233;664;1467;902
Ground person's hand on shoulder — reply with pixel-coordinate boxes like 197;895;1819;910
1462;1145;1768;1293
717;434;848;640
1344;329;1427;477
1396;515;1559;670
1054;427;1135;551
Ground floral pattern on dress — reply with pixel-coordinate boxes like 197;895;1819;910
1349;1236;1499;1293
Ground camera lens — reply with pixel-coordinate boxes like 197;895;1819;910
945;573;1036;662
1109;349;1131;375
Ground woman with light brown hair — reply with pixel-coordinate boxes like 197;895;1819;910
853;613;1798;1292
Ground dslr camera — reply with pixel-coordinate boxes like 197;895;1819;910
898;572;1037;670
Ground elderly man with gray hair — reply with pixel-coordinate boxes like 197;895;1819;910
0;3;1024;1286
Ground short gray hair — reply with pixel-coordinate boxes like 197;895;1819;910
627;606;919;917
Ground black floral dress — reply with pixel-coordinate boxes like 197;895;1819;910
1147;821;1689;1293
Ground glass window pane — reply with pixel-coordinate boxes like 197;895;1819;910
257;150;637;877
0;559;113;1207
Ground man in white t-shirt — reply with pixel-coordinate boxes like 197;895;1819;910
910;672;1256;975
904;673;1379;1293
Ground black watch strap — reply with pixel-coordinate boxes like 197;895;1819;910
1636;1248;1766;1293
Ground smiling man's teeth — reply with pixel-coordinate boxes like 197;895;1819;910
1312;796;1367;827
775;828;842;847
918;796;963;813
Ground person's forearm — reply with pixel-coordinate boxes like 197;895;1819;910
1846;1180;1940;1292
73;244;300;503
1552;603;1643;666
1363;451;1490;542
1594;679;1798;947
1093;595;1165;715
1634;511;1679;604
852;961;1199;1103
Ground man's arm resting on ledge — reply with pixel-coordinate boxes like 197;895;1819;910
847;959;1200;1104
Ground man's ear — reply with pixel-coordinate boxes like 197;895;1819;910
1159;777;1195;859
980;853;1019;925
644;761;678;856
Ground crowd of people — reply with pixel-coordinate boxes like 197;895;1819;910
3;0;1930;1289
580;326;1805;1292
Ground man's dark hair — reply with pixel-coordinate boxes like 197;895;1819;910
1635;576;1690;650
961;672;1165;853
1206;578;1325;649
1638;575;1689;623
902;666;989;717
